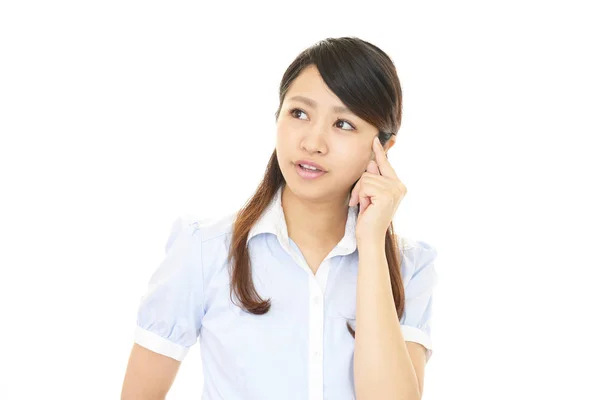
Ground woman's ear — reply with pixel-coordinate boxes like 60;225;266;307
383;136;396;153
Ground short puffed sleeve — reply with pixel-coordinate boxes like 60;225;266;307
134;216;205;361
399;239;439;363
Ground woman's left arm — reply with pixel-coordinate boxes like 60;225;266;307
353;240;425;400
351;136;428;400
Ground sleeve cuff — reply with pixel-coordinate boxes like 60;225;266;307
401;324;433;363
134;325;191;361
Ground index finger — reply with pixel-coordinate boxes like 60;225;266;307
372;136;398;179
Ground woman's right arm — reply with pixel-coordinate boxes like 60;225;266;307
121;343;181;400
121;216;205;399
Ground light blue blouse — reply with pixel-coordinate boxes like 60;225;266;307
134;185;439;400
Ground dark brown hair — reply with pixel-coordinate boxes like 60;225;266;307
226;36;404;338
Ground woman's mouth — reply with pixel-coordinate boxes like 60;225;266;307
295;163;327;179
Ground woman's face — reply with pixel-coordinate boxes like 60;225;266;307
275;65;387;200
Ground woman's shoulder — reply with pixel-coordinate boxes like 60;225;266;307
396;234;439;280
397;235;438;255
163;212;237;285
170;211;238;266
169;211;237;244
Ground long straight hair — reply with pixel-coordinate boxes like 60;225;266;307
226;36;404;338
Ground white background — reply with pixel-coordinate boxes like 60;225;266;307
1;1;598;399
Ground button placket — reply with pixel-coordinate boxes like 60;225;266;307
308;281;324;400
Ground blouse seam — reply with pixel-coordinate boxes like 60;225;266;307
190;221;206;322
200;229;230;244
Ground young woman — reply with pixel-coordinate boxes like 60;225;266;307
122;36;439;400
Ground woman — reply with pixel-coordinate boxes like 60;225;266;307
122;36;439;400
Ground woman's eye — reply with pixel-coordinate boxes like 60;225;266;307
289;108;355;131
290;108;308;120
335;120;355;131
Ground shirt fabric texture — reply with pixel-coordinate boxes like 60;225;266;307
134;185;439;400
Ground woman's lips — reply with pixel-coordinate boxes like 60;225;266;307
295;163;327;179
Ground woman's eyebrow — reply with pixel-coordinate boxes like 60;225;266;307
289;95;352;114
